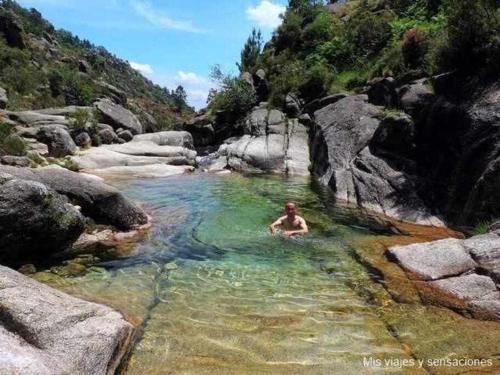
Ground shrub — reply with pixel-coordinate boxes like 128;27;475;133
344;9;393;59
268;60;307;106
207;66;257;126
298;62;333;102
68;108;93;135
302;10;334;50
436;0;500;74
0;123;27;156
402;28;427;68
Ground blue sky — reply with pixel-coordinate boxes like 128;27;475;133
17;0;288;109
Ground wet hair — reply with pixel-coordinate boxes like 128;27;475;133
285;202;297;208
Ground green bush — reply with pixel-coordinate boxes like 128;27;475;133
344;9;393;59
0;123;27;156
207;66;257;126
268;60;307;106
436;0;500;74
302;10;334;50
298;62;333;102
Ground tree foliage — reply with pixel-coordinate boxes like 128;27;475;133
237;28;263;73
207;66;257;126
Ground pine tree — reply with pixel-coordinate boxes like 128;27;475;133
237;28;263;73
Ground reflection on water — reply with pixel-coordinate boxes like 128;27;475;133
34;173;500;375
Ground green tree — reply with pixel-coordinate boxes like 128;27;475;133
438;0;500;73
208;65;257;125
238;28;263;73
172;85;188;109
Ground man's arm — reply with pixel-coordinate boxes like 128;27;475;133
269;217;284;234
284;218;309;236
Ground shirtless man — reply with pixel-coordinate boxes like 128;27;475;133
269;202;309;237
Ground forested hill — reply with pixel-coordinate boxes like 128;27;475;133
206;0;499;124
0;0;193;128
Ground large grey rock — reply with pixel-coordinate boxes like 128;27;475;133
220;107;310;175
133;131;194;149
0;87;7;109
370;113;415;158
5;111;69;127
95;81;128;106
285;93;303;116
36;125;77;157
184;114;215;147
99;139;196;165
74;132;92;148
0;9;25;48
0;166;148;230
35;106;93;117
425;274;500;320
365;77;398;107
244;108;286;136
98;128;120;145
227;134;286;173
311;95;441;225
388;234;500;320
0;265;134;374
388;238;477;280
428;274;499;302
71;147;195;170
0;155;32;167
225;120;310;176
95;99;142;134
0;173;84;264
398;81;434;117
117;129;133;142
463;233;500;283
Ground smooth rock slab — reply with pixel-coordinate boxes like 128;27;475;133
388;238;477;280
72;147;195;170
428;274;499;302
95;99;142;134
88;164;194;179
463;233;500;282
133;131;194;149
0;265;134;375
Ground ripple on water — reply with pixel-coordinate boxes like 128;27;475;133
35;174;500;375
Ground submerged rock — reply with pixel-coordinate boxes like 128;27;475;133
0;265;134;374
0;173;84;264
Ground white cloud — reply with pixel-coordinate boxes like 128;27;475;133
174;71;213;110
246;0;286;29
131;1;205;33
130;61;154;76
177;71;207;85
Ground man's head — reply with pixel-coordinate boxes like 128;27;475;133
285;202;297;218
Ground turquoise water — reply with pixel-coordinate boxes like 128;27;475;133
35;173;500;374
114;173;414;374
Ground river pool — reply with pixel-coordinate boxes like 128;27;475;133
33;173;500;375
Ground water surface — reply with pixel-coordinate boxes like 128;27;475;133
35;173;500;375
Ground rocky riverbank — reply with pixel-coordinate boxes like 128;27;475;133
0;265;134;374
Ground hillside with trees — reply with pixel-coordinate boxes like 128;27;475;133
0;0;193;129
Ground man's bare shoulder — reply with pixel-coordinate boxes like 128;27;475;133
296;215;307;223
